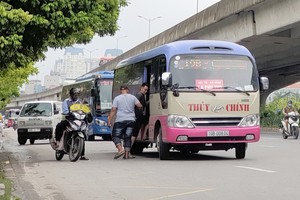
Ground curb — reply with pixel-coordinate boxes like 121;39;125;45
261;127;280;133
0;183;5;196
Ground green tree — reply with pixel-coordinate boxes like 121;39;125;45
0;64;38;109
0;0;127;109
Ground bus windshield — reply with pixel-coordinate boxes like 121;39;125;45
170;54;259;91
95;79;113;110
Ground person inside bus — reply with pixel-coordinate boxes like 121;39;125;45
132;83;149;147
108;85;143;159
282;100;297;130
54;87;91;160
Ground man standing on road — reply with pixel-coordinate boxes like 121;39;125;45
108;85;143;159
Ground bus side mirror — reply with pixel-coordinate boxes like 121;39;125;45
16;111;19;115
54;110;59;115
260;77;269;91
162;72;172;87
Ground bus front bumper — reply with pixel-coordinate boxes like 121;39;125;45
163;126;260;144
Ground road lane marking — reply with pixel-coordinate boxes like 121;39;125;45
115;186;198;190
147;188;213;200
236;166;276;173
258;145;276;148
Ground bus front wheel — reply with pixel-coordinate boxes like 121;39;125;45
156;127;169;160
88;135;95;141
30;138;35;144
235;143;247;159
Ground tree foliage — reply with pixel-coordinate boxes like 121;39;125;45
0;0;127;109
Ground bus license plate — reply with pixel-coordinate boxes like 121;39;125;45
28;128;40;132
207;130;229;137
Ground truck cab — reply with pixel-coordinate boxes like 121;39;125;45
17;101;62;145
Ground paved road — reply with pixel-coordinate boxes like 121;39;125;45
1;127;299;200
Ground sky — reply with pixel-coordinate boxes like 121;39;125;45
32;0;221;83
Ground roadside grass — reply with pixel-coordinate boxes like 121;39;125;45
0;160;20;200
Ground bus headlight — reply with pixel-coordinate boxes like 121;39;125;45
168;115;194;128
239;114;259;127
95;119;108;126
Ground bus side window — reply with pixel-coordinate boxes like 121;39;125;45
150;73;156;93
158;56;167;91
158;56;167;109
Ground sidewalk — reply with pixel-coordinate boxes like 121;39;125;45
261;127;280;132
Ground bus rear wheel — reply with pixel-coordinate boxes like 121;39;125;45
156;127;169;160
131;142;144;155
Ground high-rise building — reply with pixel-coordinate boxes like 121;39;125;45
24;80;44;94
54;47;87;80
44;74;61;89
98;48;122;68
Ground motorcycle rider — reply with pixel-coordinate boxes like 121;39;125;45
54;87;90;160
282;100;297;131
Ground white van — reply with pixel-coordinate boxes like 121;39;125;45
17;101;62;145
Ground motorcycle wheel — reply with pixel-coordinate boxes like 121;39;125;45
56;150;64;161
69;136;84;162
282;130;288;139
292;126;299;139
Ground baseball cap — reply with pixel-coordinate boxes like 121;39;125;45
120;85;129;90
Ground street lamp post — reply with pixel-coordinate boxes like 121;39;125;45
138;15;162;39
115;35;128;50
84;48;99;73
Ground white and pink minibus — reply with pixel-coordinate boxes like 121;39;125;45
112;40;269;160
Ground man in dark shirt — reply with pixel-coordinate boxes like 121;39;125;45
132;83;149;146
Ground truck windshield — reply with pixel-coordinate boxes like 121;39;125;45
20;103;52;117
170;54;259;92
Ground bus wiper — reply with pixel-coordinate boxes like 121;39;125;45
101;109;110;115
177;86;216;96
213;86;250;96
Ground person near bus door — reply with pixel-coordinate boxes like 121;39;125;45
108;85;143;159
132;83;149;147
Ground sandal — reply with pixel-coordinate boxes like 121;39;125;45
80;156;89;160
123;155;135;159
114;150;125;159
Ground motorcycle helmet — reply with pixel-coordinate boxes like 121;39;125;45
69;88;80;101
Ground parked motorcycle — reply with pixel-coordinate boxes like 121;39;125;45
281;111;299;139
50;104;91;162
